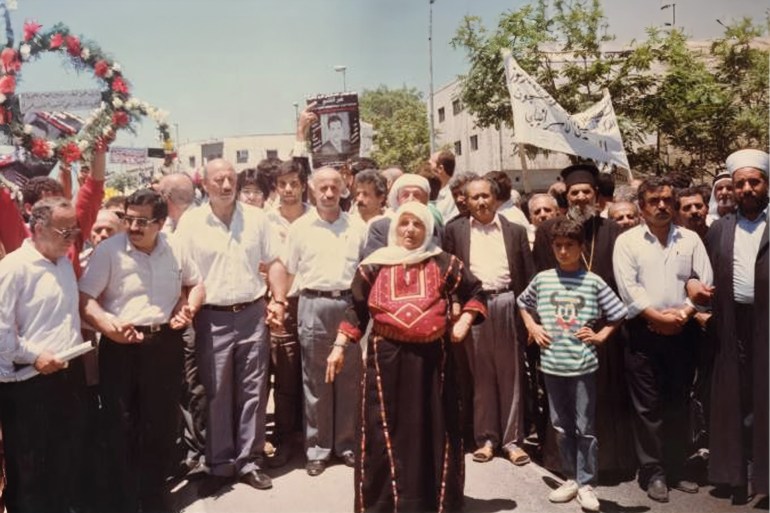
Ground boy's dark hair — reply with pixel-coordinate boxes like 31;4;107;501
275;158;309;186
596;172;615;199
435;150;455;177
550;217;585;244
125;188;168;220
415;162;441;201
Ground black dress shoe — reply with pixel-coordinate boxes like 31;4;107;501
647;478;669;503
341;451;356;467
306;459;326;476
731;485;754;505
240;470;273;490
672;479;699;494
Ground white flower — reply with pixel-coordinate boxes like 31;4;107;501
112;97;123;109
105;69;113;78
78;140;89;152
155;109;169;122
112;63;121;72
80;48;90;60
19;44;30;61
125;98;139;110
102;127;113;136
0;93;6;104
23;124;32;134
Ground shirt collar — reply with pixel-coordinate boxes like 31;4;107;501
124;231;168;255
470;214;502;230
641;222;680;244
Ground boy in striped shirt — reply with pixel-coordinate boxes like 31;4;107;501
517;218;627;511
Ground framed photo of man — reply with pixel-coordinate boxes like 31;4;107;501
307;92;360;169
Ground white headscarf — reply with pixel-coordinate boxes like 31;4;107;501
386;174;430;210
707;171;732;222
361;202;442;266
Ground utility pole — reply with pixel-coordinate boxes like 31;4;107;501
429;0;436;153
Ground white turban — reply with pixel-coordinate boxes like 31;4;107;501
726;149;769;177
386;174;430;210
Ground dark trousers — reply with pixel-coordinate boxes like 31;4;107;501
625;317;696;486
179;324;206;463
99;330;184;513
269;296;303;444
0;359;86;513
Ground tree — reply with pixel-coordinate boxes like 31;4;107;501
359;86;430;172
450;1;769;180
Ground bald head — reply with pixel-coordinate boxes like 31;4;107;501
159;173;195;208
91;208;123;246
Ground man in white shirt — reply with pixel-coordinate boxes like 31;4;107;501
285;167;366;476
80;189;205;512
264;158;312;468
0;197;87;513
613;176;713;503
174;159;289;494
443;177;535;467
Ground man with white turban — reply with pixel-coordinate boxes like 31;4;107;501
705;148;768;505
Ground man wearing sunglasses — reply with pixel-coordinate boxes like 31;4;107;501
0;197;88;513
79;189;205;513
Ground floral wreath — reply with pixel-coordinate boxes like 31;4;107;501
0;20;172;166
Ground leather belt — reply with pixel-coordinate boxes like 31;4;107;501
302;289;352;299
483;287;511;296
134;323;170;335
202;297;262;313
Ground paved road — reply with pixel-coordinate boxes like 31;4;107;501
172;450;766;513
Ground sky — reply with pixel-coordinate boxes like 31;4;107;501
6;0;767;150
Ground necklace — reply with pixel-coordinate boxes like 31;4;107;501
581;217;597;272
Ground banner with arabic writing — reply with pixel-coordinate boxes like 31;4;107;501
19;89;102;114
502;50;629;170
109;147;148;165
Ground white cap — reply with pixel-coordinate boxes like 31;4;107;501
725;149;769;177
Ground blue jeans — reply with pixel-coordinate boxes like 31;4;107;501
543;372;597;486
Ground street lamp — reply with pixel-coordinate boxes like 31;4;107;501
661;3;676;29
334;65;347;92
292;102;299;128
428;0;436;153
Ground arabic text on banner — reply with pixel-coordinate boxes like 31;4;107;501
109;147;148;165
502;50;629;170
19;89;102;114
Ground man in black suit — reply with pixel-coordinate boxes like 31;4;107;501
705;149;768;504
443;176;535;466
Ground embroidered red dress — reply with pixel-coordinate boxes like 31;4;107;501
339;252;485;513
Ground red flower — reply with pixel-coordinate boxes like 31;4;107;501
0;107;11;125
23;20;42;42
112;110;129;127
58;142;82;164
0;48;20;74
65;35;81;57
94;59;109;78
0;75;16;95
31;138;50;159
111;76;128;94
49;33;63;49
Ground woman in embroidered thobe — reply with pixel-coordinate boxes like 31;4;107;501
326;202;486;513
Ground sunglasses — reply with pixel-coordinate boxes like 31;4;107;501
123;216;158;228
51;226;82;240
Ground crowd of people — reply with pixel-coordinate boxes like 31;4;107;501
0;106;767;513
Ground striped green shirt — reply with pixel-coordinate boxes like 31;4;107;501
517;268;627;376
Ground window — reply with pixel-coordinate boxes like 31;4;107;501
438;107;445;123
188;156;195;168
236;150;249;164
454;141;462;156
452;99;462;115
266;149;278;159
470;135;478;151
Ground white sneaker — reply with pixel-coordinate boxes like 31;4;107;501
577;485;600;511
548;479;578;503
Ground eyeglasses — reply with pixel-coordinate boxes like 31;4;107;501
123;216;158;228
51;226;82;240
